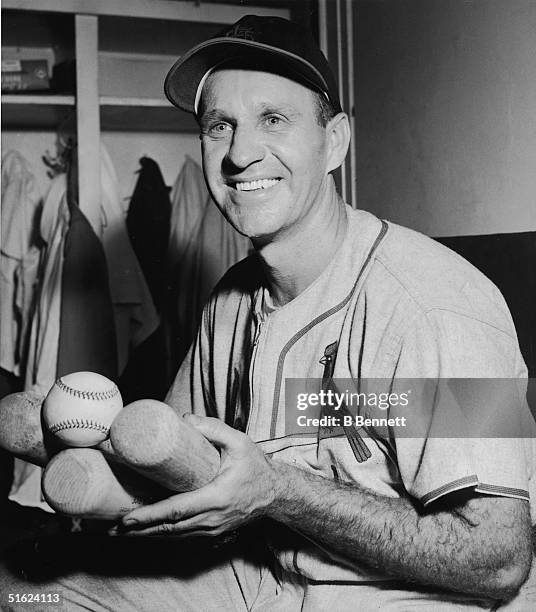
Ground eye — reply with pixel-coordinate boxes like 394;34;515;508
208;122;232;136
264;115;283;127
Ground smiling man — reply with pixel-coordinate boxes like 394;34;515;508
1;14;535;612
127;15;534;610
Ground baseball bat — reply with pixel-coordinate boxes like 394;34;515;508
0;390;121;466
42;448;165;519
0;390;50;466
110;399;220;492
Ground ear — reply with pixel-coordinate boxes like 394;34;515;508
326;112;351;173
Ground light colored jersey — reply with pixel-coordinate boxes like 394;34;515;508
167;204;535;609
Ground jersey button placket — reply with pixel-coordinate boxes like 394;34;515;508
246;313;269;437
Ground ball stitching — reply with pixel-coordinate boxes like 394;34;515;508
48;418;109;435
56;378;119;401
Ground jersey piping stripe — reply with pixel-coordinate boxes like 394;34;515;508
420;477;530;506
475;483;529;499
420;475;479;505
266;441;318;455
259;431;318;442
258;429;352;444
269;220;389;439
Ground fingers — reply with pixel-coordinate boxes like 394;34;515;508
111;507;233;537
112;516;226;537
184;414;244;449
115;526;211;537
120;487;215;527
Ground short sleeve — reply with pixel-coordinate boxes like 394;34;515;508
392;309;534;507
165;301;218;419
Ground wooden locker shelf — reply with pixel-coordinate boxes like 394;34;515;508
1;94;75;129
99;97;197;133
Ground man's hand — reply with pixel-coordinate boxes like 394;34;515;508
114;414;277;537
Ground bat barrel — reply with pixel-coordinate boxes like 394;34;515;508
0;390;49;466
42;448;161;519
110;399;220;492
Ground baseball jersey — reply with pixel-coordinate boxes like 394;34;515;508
167;204;535;609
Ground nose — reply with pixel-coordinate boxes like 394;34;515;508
223;124;265;172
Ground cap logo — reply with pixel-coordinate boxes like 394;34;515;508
225;23;256;41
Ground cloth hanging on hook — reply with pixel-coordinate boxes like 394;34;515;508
167;155;208;267
126;156;171;312
11;172;70;512
56;186;118;380
120;157;170;400
165;157;250;367
99;144;159;375
0;151;43;378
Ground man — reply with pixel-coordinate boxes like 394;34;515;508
121;13;535;609
2;14;534;612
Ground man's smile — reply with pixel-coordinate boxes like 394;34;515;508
230;178;282;192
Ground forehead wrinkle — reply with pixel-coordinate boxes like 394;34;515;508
200;69;314;119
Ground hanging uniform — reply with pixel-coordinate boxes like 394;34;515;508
122;157;170;399
126;156;170;312
0;151;42;379
10;174;70;511
167;157;250;365
168;155;210;270
100;145;159;375
56;188;118;379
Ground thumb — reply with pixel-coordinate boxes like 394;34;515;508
184;414;241;449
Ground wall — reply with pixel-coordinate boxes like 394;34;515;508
354;0;536;236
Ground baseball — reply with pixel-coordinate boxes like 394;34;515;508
43;371;123;447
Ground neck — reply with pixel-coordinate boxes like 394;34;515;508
254;177;348;307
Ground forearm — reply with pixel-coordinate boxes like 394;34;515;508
266;460;531;599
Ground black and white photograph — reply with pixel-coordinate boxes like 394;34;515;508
1;0;535;610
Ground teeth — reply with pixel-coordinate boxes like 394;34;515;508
235;179;279;191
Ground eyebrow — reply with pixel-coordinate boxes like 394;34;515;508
200;102;302;125
199;109;229;126
257;102;302;119
258;102;299;114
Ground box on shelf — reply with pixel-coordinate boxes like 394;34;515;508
1;58;50;92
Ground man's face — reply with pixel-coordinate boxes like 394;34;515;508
199;68;330;243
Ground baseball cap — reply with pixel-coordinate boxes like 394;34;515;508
164;15;342;115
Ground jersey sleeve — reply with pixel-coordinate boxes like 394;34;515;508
165;259;255;423
165;299;219;419
391;308;534;507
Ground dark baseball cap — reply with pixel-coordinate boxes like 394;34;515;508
164;15;342;115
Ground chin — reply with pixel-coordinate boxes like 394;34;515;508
229;220;277;241
223;205;286;241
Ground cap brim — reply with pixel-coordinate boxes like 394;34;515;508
164;37;332;114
